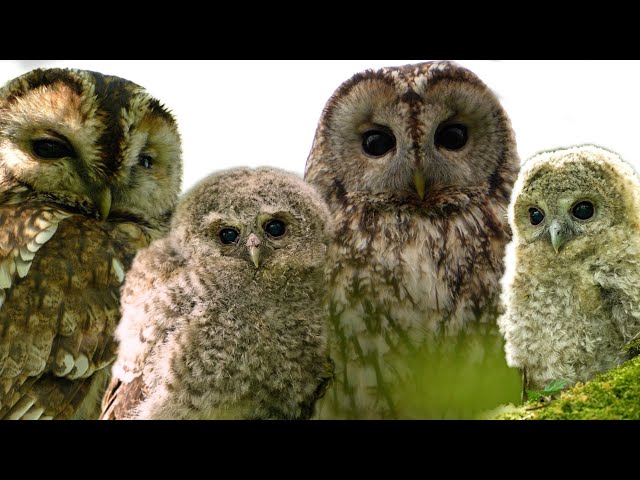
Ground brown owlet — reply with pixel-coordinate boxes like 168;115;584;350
498;145;640;392
0;68;182;419
304;60;520;418
100;167;334;420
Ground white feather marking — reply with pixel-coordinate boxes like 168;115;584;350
6;397;36;420
111;258;125;283
0;262;11;289
34;224;58;245
19;247;35;261
15;258;31;278
67;354;89;379
54;352;75;377
0;290;4;309
21;405;44;420
26;240;40;253
40;416;53;420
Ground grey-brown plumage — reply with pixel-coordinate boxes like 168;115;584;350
304;61;520;418
0;68;182;419
100;167;334;420
499;145;640;392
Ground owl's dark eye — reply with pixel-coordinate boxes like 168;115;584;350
32;138;74;159
362;129;396;157
434;124;468;150
572;201;594;220
529;207;544;225
219;228;239;244
264;219;286;237
139;154;153;169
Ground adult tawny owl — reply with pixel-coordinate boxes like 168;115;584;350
100;167;334;420
304;60;520;418
498;145;640;392
0;68;182;419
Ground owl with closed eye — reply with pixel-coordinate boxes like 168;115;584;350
498;145;640;393
0;68;182;419
99;167;334;420
304;60;520;419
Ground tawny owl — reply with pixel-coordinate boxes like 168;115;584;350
304;60;520;419
99;167;334;420
498;145;640;392
0;68;182;419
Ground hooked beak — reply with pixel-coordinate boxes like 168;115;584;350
549;219;567;254
95;188;112;221
413;171;426;200
246;233;261;268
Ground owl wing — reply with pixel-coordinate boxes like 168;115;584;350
100;238;183;420
0;206;70;305
0;205;127;419
592;241;640;346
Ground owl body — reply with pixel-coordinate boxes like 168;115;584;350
0;68;182;419
101;168;333;420
305;61;519;418
499;145;640;391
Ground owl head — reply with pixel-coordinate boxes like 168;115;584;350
510;145;640;257
0;68;182;233
304;61;519;207
171;167;333;272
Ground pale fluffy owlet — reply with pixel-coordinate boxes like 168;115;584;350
498;145;640;392
0;68;182;419
304;60;520;419
100;167;334;420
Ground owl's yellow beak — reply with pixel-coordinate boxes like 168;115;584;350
246;233;261;268
549;219;566;254
413;171;426;200
95;188;112;221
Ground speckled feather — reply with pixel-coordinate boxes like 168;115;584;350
304;61;519;418
101;168;334;420
499;145;640;391
0;68;182;419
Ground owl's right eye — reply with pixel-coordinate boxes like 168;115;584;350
362;129;396;157
529;207;544;225
32;138;75;159
219;228;240;245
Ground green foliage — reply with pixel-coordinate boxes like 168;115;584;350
391;331;522;419
494;355;640;420
526;379;569;402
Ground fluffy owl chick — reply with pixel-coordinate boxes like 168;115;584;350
304;61;519;418
498;145;640;392
0;68;182;419
100;167;334;420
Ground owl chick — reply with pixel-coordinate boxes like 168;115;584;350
304;60;520;418
0;68;182;419
498;145;640;392
100;167;334;420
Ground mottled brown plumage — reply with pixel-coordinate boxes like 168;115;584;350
100;168;333;420
0;68;182;419
304;61;520;418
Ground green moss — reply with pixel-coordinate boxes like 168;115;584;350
493;355;640;420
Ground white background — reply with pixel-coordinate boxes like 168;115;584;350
2;60;638;193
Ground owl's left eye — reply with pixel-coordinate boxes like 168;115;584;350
264;219;286;237
572;201;594;220
362;129;396;157
435;124;468;150
32;138;75;159
139;154;153;169
529;207;544;225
